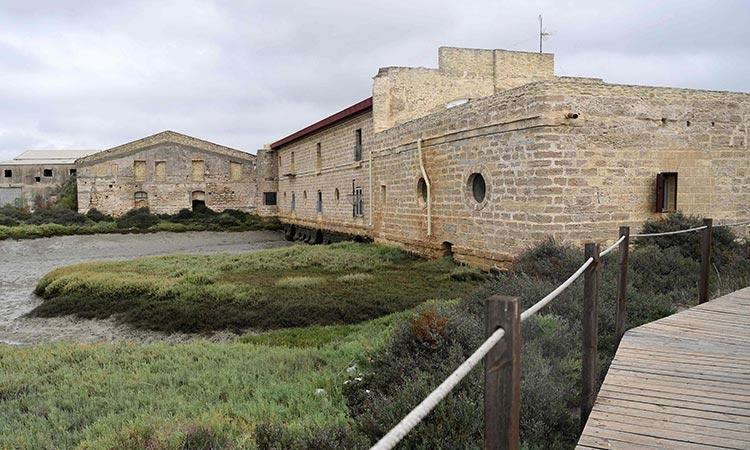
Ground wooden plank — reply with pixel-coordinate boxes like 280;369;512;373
591;402;750;433
587;416;750;449
578;287;750;449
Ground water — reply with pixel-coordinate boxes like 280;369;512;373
0;230;293;345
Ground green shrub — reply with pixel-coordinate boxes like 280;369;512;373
0;215;19;227
85;208;114;222
26;208;91;226
115;207;160;229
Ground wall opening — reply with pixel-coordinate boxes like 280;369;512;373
441;241;454;258
134;191;149;209
316;143;322;172
263;192;277;206
354;129;363;161
315;229;324;245
68;169;76;176
335;188;340;205
134;160;146;181
291;192;296;211
655;172;678;213
155;161;166;181
43;168;53;177
468;173;486;203
3;170;11;178
316;190;322;213
417;177;427;205
192;190;206;211
192;160;205;181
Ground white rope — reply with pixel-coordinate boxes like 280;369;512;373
714;220;750;228
368;326;506;450
369;256;595;450
599;235;626;258
631;225;706;238
520;257;593;321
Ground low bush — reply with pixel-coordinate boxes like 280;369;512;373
346;215;750;449
32;243;485;333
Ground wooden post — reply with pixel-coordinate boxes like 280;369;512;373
615;227;630;347
484;295;521;450
699;218;713;304
580;243;600;431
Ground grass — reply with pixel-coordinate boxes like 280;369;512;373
33;243;487;333
0;312;409;449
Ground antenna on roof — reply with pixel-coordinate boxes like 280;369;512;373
538;15;551;53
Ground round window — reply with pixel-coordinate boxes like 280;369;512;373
417;177;428;204
469;173;486;203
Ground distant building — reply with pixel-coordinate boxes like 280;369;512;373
0;149;97;209
76;130;256;216
260;47;750;269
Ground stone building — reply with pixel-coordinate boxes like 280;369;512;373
0;150;97;209
77;130;256;216
261;46;750;269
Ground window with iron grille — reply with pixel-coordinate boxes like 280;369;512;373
354;129;362;161
353;187;363;217
263;192;277;206
655;172;678;212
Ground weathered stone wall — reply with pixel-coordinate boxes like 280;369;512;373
0;163;76;209
273;111;374;238
372;47;554;132
77;135;256;216
370;78;749;268
255;147;279;217
270;76;749;270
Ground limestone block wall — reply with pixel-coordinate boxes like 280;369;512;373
77;141;256;216
255;147;278;217
274;111;374;237
0;163;76;209
372;47;554;132
369;78;750;269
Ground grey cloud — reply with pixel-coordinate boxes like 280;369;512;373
0;0;747;162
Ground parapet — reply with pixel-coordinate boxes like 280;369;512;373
372;47;555;132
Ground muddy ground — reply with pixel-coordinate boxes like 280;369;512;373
0;231;293;346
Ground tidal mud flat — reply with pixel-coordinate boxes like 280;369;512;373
0;230;293;346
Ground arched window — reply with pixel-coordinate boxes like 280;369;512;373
134;191;149;208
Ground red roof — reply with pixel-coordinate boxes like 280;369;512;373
270;97;372;149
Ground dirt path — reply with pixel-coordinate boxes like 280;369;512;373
0;230;293;346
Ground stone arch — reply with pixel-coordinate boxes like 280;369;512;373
191;190;206;211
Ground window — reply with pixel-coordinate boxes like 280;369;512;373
68;169;76;176
192;191;206;211
155;161;166;182
354;129;363;161
469;173;486;203
192;160;205;181
290;152;295;174
134;191;148;208
43;168;53;177
335;188;340;204
134;161;146;181
656;172;678;212
417;177;428;205
380;185;387;205
263;192;278;206
291;192;296;212
353;187;363;217
316;190;323;213
316;143;322;172
3;169;11;178
111;163;118;176
34;176;41;182
230;161;242;180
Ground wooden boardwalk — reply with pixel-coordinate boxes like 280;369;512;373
577;287;750;450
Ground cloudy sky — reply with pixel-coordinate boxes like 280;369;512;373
0;0;748;161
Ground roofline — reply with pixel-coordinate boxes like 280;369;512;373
270;97;372;149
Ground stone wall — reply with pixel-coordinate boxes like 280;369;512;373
255;147;279;217
269;76;749;270
370;78;749;268
273;110;374;238
0;163;76;209
372;47;554;132
77;133;256;216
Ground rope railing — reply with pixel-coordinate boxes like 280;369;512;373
714;219;750;228
369;216;749;450
631;225;707;238
370;250;597;450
